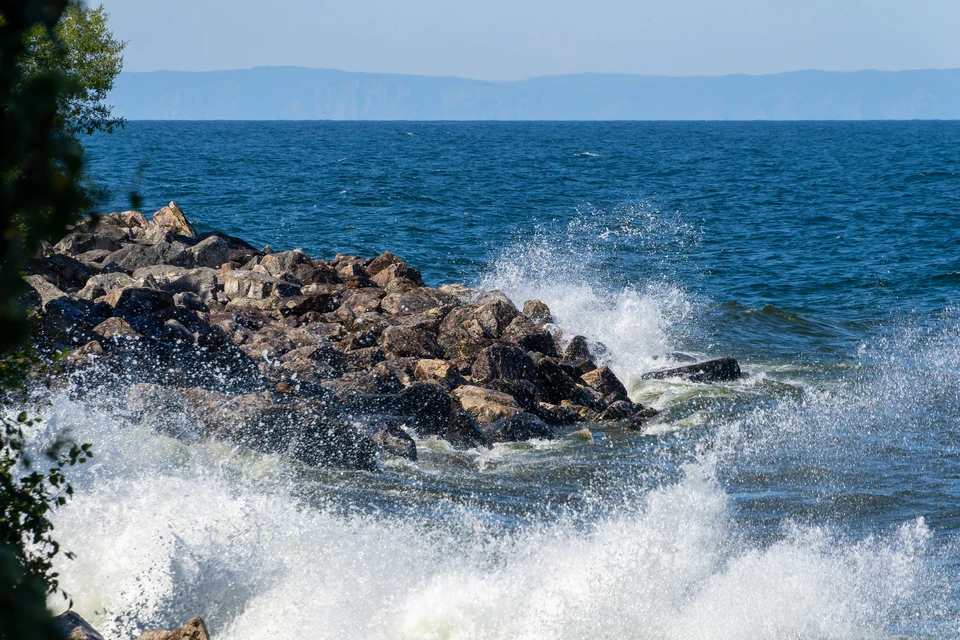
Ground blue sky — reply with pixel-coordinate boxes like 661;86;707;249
98;0;960;80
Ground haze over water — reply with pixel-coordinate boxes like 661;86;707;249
41;121;960;638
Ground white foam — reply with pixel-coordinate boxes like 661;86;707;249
41;392;933;639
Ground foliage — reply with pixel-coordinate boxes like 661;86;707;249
20;2;125;137
0;0;120;634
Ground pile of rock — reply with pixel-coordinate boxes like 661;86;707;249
25;202;738;471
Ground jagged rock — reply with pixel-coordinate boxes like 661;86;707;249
340;288;385;313
523;299;554;325
487;378;540;413
365;250;404;277
189;234;230;268
396;382;487;448
36;296;98;348
103;287;175;315
153;201;197;238
483;412;556;443
164;268;220;302
580;366;628;398
343;346;386;370
380;291;447;317
135;616;210;640
93;316;140;340
260;249;339;285
528;353;580;404
56;611;105;640
472;344;536;383
133;265;190;284
370;261;424;288
223;270;299;300
414;358;465;389
473;298;519;338
24;274;66;308
641;356;742;383
380;325;442;358
452;385;523;425
54;231;124;255
596;400;652;422
105;240;194;271
501;314;557;356
76;272;139;300
28;254;92;291
535;402;580;425
383;277;421;293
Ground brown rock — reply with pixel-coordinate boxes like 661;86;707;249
452;385;522;425
93;316;140;340
370;261;424;288
414;358;465;389
64;340;104;366
135;616;210;640
340;288;385;313
580;366;629;398
471;345;536;383
381;291;447;317
365;250;404;276
501;314;557;356
381;325;443;358
523;299;554;325
152;201;197;238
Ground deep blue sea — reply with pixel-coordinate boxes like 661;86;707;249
43;122;960;638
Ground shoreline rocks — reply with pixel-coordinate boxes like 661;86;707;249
25;201;739;471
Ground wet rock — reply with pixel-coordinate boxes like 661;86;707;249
487;378;540;413
483;412;556;443
365;250;404;277
501;314;557;356
36;296;97;348
472;344;536;383
522;299;554;325
641;356;742;383
135;616;210;640
380;325;443;358
369;419;417;461
534;402;580;425
473;298;519;338
580;366;628;398
380;291;447;317
452;385;523;425
383;277;422;293
56;611;105;640
153;201;197;238
63;340;104;367
414;358;465;389
93;316;141;340
343;346;386;370
396;382;487;448
528;353;580;404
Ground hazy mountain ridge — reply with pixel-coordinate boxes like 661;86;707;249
110;67;960;120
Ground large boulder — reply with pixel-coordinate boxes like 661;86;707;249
103;287;175;316
152;201;197;238
471;344;536;383
380;325;442;358
483;412;557;443
76;272;139;300
56;611;105;640
641;357;742;383
452;385;522;425
501;314;557;356
522;299;554;325
580;366;629;399
104;240;194;271
188;235;230;268
223;270;299;300
414;358;465;389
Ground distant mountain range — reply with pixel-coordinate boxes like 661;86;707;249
109;67;960;120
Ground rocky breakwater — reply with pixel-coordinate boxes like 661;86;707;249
25;201;738;471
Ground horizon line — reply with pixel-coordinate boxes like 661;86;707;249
117;66;960;84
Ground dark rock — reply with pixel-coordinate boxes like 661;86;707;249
54;231;124;255
487;378;540;413
105;241;193;271
56;611;105;640
28;253;92;291
473;298;519;338
365;250;404;277
369;419;417;461
528;353;580;404
501;314;557;356
534;402;580;425
36;296;96;348
23;274;66;308
77;272;139;300
471;344;536;383
641;356;742;383
93;316;141;340
104;287;175;316
343;346;386;370
522;299;554;325
189;234;230;268
483;412;557;443
340;289;385;313
397;382;452;436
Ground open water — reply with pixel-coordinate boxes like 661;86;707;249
33;121;960;638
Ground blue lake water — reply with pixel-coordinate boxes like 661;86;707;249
46;121;960;638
